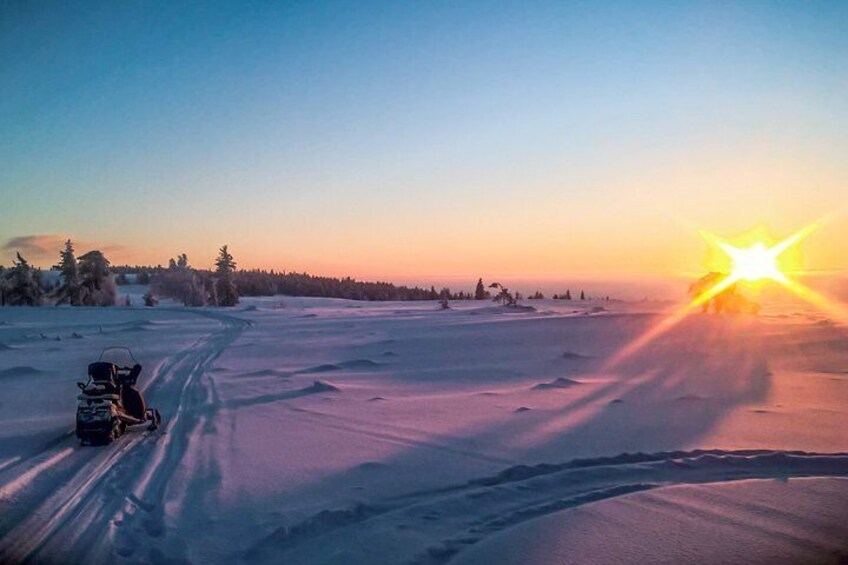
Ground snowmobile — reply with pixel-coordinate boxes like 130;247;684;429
75;347;161;445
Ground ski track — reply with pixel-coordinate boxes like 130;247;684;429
246;449;848;565
0;310;250;564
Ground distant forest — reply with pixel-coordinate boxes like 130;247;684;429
120;260;475;304
2;241;591;307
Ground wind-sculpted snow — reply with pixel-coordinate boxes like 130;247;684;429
531;377;583;390
247;449;848;564
1;298;847;563
0;365;42;378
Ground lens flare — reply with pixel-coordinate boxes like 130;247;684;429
605;223;828;370
698;223;817;289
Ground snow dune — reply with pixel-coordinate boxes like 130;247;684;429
0;296;846;563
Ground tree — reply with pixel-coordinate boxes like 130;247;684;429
0;265;6;306
54;239;82;305
155;253;207;306
474;278;489;300
489;282;515;306
580;290;586;300
565;289;572;300
214;245;239;306
4;253;44;306
78;250;117;306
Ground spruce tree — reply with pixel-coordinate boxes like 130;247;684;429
580;290;586;300
6;253;44;306
56;239;82;305
214;245;239;306
474;278;487;300
0;265;6;306
78;250;117;306
565;289;571;300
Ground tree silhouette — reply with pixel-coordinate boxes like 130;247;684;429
55;239;82;305
489;282;516;306
78;250;117;306
215;245;239;306
4;253;44;306
474;278;489;300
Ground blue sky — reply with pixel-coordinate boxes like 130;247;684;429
2;1;847;277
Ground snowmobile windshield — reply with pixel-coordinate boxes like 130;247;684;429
98;347;138;369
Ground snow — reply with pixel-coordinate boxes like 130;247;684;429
0;295;846;563
456;477;848;565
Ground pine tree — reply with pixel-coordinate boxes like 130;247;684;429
214;245;239;306
56;239;82;305
5;253;44;306
78;250;117;306
565;289;571;300
0;265;7;306
580;290;586;300
489;282;515;306
474;278;487;300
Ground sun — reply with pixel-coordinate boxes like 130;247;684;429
719;241;787;284
604;220;848;369
699;224;817;288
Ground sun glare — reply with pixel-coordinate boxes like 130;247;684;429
605;222;828;369
720;241;787;284
699;224;818;288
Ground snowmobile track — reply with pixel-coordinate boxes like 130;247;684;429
0;310;250;564
245;449;848;564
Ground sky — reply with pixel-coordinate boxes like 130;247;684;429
1;1;847;282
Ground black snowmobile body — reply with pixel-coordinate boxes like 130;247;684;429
75;347;161;445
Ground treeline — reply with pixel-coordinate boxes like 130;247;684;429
2;241;605;307
232;270;473;301
0;241;116;306
149;247;238;307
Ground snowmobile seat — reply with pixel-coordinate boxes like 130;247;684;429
88;362;120;394
121;385;147;420
89;362;117;383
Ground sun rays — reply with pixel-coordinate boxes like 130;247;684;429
605;222;841;369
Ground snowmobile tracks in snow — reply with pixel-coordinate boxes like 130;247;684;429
246;449;848;564
0;311;250;564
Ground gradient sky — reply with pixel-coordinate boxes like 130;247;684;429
2;1;847;280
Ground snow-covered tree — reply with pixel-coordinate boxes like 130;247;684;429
4;253;44;306
214;245;239;306
78;250;117;306
0;265;5;306
143;291;158;307
55;239;83;305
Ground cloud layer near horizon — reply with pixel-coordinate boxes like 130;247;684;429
2;235;125;265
